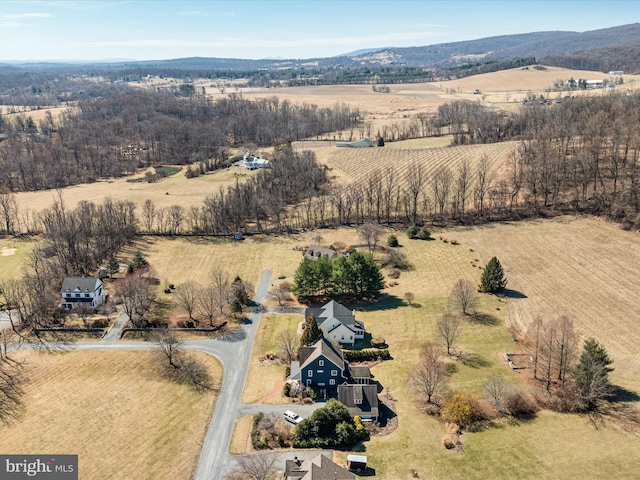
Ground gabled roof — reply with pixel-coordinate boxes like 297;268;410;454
304;245;341;261
306;300;361;331
285;454;355;480
349;365;371;379
299;337;345;372
61;277;101;293
337;384;379;419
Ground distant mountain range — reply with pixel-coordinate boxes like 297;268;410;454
3;23;640;73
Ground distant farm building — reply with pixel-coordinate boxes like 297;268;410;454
609;71;624;75
303;245;343;261
586;80;604;89
237;153;269;170
336;138;372;148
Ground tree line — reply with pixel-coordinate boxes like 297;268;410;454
0;87;359;191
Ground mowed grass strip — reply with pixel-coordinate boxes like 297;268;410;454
242;314;302;404
0;350;221;480
229;415;253;455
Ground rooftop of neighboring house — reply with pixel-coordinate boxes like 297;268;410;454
303;245;342;261
285;453;355;480
305;300;362;330
61;277;101;293
337;384;379;420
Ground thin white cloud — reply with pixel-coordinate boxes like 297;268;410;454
3;12;52;19
0;20;26;27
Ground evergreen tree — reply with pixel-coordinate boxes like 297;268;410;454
572;338;614;409
107;254;120;278
479;256;507;293
292;259;317;299
300;313;323;347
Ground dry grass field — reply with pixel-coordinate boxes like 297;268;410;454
324;141;517;190
242;313;302;404
443;216;640;392
0;350;222;480
218;218;640;479
13;163;264;218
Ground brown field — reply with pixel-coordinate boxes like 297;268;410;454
324;141;517;188
0;237;37;280
444;216;640;392
0;350;222;480
13;163;263;218
0;105;70;123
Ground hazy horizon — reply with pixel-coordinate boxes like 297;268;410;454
1;1;640;63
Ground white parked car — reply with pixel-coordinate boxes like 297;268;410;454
283;410;303;424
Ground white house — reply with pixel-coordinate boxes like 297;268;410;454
239;153;269;170
305;300;365;346
586;80;604;89
61;277;106;310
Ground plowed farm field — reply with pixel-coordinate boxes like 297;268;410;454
324;141;518;188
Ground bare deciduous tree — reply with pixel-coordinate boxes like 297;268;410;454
267;281;291;307
420;340;444;363
436;314;462;356
173;280;202;323
113;273;156;328
483;377;509;413
410;357;448;405
357;222;384;254
209;269;232;317
232;453;278;480
276;329;298;364
449;279;478;316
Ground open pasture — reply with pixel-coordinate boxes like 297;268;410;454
0;350;222;480
0;237;37;280
442;216;640;392
13;163;261;218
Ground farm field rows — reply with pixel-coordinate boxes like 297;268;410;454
324;141;517;190
0;350;222;480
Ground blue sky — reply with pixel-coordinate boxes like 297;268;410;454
1;1;640;61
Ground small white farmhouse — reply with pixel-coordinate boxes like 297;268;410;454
61;277;106;310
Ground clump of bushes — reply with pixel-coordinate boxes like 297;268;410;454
387;234;399;247
251;412;293;450
371;338;387;348
292;399;368;448
408;225;431;240
343;349;391;362
387;268;401;279
382;250;411;270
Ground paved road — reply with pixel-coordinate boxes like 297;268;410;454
193;269;273;480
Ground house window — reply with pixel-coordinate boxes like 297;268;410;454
329;379;335;386
318;383;325;386
307;370;312;377
84;293;90;298
331;370;338;376
354;398;363;405
350;336;353;340
75;294;80;297
318;360;324;367
317;370;324;374
306;379;311;386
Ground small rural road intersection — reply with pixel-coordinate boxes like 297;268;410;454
66;269;319;479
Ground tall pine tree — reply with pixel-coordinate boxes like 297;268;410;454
300;313;323;347
479;256;507;293
572;338;614;409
